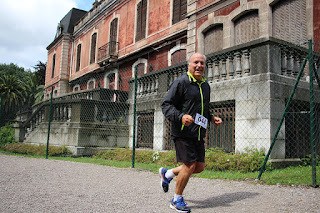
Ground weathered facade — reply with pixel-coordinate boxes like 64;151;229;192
17;0;320;158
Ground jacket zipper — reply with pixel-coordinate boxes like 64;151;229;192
198;81;204;141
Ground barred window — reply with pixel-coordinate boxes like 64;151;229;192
172;0;187;24
90;33;97;64
136;0;147;42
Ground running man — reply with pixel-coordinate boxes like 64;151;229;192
160;52;222;212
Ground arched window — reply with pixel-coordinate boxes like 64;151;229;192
76;44;82;72
90;33;97;64
87;79;96;89
110;18;118;55
73;85;80;92
171;49;186;66
132;58;148;77
168;41;186;66
51;53;56;78
204;24;223;55
234;10;259;46
105;70;119;90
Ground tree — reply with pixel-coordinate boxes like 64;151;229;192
0;63;28;80
22;74;44;107
0;74;26;125
33;61;46;85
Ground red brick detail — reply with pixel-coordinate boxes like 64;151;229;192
215;1;240;17
196;16;209;32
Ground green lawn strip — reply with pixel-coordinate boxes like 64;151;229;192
1;150;318;186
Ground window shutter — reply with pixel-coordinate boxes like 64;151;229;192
173;0;187;24
272;0;307;45
204;24;223;55
234;10;259;45
172;0;180;24
180;0;187;20
90;33;97;64
171;49;186;66
110;18;118;55
141;0;147;39
136;2;142;41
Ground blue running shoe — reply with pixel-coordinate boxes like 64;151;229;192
159;167;172;192
170;196;191;213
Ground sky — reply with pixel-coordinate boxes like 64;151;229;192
0;0;93;71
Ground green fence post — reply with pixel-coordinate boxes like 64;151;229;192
132;65;138;168
308;40;317;187
46;87;54;159
257;57;308;180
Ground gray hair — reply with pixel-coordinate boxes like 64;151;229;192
187;53;207;65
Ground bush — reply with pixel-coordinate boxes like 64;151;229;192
205;147;265;172
2;143;72;156
0;123;16;148
93;148;265;172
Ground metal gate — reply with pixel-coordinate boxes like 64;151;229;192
137;112;154;148
207;101;235;152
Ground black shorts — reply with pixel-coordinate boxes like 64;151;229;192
174;138;205;163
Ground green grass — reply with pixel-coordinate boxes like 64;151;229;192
1;150;319;187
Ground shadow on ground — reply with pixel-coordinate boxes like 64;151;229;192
188;191;259;209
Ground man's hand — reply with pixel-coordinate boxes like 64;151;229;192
212;116;222;126
182;114;194;126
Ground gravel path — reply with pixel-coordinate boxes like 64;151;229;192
0;154;319;213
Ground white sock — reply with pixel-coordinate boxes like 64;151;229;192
165;169;175;179
173;194;182;202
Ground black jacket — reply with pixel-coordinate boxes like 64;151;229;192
161;72;212;141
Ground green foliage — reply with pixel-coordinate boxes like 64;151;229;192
0;123;16;147
33;61;46;85
205;147;265;172
2;143;72;156
0;63;26;79
301;154;320;166
0;74;26;113
93;148;264;172
0;63;45;127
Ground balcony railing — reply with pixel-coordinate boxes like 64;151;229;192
128;37;314;100
97;41;119;66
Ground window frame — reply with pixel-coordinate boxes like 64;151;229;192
135;0;147;42
90;33;97;64
76;43;82;72
51;53;56;79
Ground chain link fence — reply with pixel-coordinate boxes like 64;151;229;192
16;38;319;186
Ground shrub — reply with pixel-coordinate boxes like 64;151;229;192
93;148;265;172
205;147;265;172
2;143;72;156
0;123;16;148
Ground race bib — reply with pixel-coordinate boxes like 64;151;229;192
195;113;208;129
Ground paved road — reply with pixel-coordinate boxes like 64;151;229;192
0;154;319;213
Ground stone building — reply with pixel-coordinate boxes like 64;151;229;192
18;0;320;158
